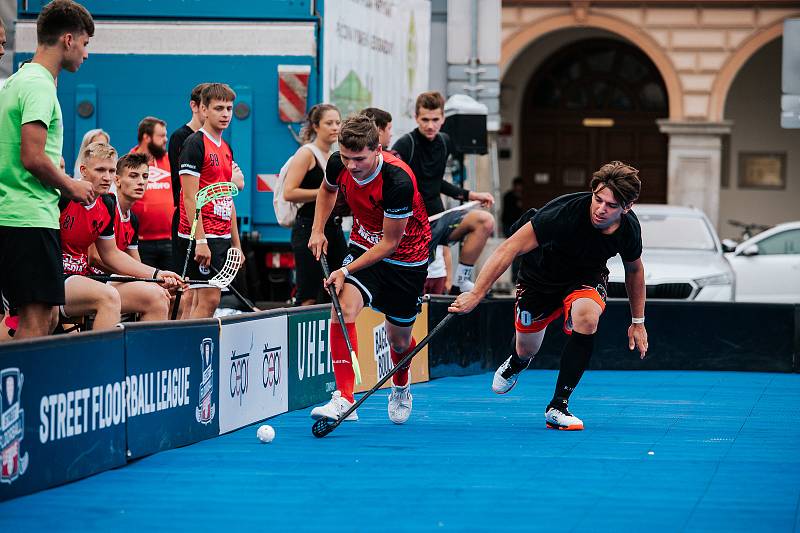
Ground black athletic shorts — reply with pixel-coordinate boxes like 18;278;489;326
428;209;468;256
174;236;231;288
514;273;608;335
343;245;427;327
0;226;65;308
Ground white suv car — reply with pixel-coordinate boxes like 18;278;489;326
607;204;735;301
725;221;800;303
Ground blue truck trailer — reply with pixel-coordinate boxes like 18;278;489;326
14;0;431;303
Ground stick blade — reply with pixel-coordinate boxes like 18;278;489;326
312;418;335;438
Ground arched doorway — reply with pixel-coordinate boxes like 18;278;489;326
521;38;669;207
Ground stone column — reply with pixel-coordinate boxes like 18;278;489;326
657;120;733;229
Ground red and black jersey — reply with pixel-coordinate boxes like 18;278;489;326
177;128;234;238
324;150;431;266
88;199;139;275
129;147;172;241
59;194;116;276
114;199;139;252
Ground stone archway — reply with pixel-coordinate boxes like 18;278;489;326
502;12;682;119
519;38;669;207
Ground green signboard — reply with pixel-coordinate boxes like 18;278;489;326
287;310;336;411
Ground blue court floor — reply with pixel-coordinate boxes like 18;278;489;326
3;370;799;532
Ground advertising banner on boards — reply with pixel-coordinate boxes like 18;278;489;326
0;331;126;501
218;313;289;434
124;320;221;459
287;308;336;411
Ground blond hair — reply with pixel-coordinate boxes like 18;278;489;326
82;142;118;163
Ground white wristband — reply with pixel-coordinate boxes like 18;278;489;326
339;266;349;277
631;317;645;324
196;238;208;245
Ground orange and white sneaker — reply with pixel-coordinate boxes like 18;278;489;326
545;404;584;430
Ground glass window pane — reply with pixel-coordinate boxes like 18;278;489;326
609;87;633;110
585;49;616;72
640;82;667;111
757;229;800;255
618;53;648;83
639;215;716;250
533;78;561;108
565;86;590;110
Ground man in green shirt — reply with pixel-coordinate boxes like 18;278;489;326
0;0;95;340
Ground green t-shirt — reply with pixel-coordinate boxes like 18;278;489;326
0;62;63;229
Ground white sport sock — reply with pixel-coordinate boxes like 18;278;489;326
455;263;474;290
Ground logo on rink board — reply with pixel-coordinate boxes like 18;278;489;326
0;368;29;485
373;323;393;381
196;338;216;425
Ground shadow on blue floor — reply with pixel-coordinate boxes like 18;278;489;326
3;370;800;532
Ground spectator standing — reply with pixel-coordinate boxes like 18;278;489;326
73;128;109;178
361;107;393;149
130;116;174;271
177;83;243;318
392;91;495;295
283;104;347;305
0;0;95;340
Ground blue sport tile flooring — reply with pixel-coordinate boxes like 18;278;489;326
3;370;799;532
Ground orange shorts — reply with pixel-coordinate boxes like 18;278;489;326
514;282;607;335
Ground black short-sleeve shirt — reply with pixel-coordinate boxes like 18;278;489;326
518;192;642;290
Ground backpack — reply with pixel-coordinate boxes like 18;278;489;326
272;143;328;228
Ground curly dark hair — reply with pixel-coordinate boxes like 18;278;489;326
590;161;641;207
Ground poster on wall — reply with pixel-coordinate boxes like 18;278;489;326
323;0;431;139
218;314;289;434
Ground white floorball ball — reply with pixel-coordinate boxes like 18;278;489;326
257;424;275;443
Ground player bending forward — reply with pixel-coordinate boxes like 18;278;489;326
449;161;648;430
308;115;431;424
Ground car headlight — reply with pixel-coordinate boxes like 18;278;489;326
694;272;733;287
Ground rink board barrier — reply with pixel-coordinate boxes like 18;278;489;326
0;303;431;501
427;297;800;376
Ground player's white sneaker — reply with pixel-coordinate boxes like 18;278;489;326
492;355;531;394
310;390;358;421
545;404;584;431
387;384;413;424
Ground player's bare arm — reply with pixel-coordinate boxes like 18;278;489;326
21;122;95;204
96;238;183;288
231;161;245;191
308;181;338;260
450;222;539;314
230;203;244;263
623;257;648;359
467;191;495;208
181;172;210;266
283;148;319;204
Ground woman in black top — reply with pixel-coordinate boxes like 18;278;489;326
283;104;347;305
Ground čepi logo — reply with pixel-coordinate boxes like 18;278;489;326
0;368;29;484
229;334;254;406
196;338;216;425
262;344;282;396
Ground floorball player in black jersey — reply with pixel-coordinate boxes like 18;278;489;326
449;161;648;431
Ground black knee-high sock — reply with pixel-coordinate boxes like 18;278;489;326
551;331;594;406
